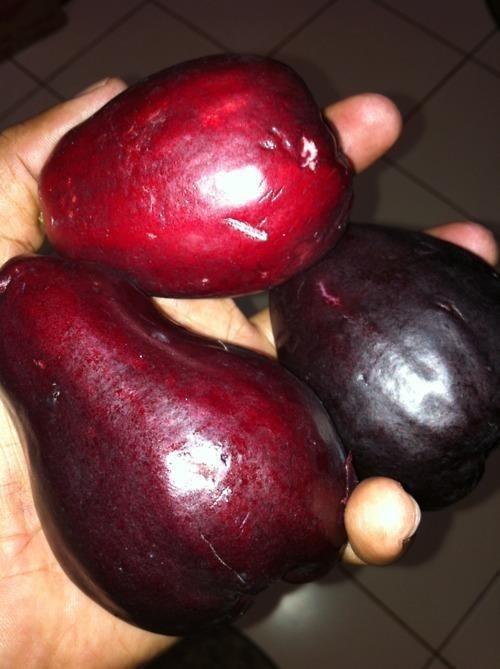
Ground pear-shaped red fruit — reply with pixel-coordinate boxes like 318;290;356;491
0;255;354;634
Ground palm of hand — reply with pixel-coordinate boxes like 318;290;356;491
4;78;494;669
0;356;175;669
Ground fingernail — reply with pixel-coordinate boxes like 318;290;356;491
403;495;421;544
74;78;110;98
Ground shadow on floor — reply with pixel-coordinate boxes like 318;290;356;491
144;624;278;669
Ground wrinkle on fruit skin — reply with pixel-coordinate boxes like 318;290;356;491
222;217;268;241
317;280;341;308
0;275;12;293
199;532;249;588
434;300;466;323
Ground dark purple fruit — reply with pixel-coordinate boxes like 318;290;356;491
270;223;500;510
0;255;353;635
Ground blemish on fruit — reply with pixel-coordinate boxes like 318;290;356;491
317;280;341;307
48;383;61;406
435;300;466;323
223;218;268;242
259;138;277;150
270;126;293;153
152;331;169;343
0;275;11;294
300;137;319;171
216;339;229;352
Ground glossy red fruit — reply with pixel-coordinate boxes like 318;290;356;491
0;255;354;634
270;223;500;510
39;54;352;298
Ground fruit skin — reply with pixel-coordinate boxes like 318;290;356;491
39;54;352;298
270;223;500;510
0;255;354;635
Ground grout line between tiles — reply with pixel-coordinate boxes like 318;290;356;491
9;58;65;99
7;57;43;88
402;54;469;122
381;155;479;223
469;27;500;80
0;59;43;122
433;570;500;659
0;55;67;125
371;0;489;57
420;652;455;669
39;0;149;86
338;565;453;665
150;0;229;52
471;54;500;79
420;655;435;669
0;84;62;127
0;89;37;127
266;0;338;57
403;27;500;122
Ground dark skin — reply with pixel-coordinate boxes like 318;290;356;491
0;78;497;669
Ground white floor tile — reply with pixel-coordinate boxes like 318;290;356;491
0;60;39;117
238;571;431;669
14;0;144;79
0;86;60;131
390;60;500;225
351;159;465;228
157;0;329;54
347;448;500;647
48;3;221;98
440;573;500;669
474;30;500;75
273;0;461;113
376;0;496;52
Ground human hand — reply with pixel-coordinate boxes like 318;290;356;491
0;79;175;669
0;79;497;669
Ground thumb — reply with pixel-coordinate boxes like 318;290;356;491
0;77;127;264
341;477;421;566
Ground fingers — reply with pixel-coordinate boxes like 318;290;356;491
323;93;403;173
154;296;276;357
0;401;39;571
341;478;421;566
2;77;127;180
0;78;127;265
428;221;498;267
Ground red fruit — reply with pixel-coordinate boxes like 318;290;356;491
39;54;352;297
0;255;353;634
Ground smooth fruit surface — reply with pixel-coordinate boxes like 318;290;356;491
0;255;353;634
270;223;500;510
39;54;352;297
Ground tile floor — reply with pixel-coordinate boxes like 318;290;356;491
1;1;499;667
